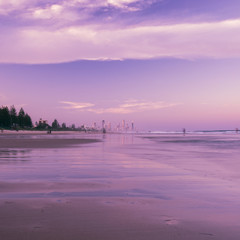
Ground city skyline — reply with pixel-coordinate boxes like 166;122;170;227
1;1;240;131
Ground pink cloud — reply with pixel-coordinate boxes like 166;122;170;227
60;101;95;109
1;18;240;63
60;100;181;114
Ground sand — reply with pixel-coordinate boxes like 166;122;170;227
0;133;240;240
0;137;100;148
1;185;237;240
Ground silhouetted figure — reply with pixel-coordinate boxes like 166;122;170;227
236;128;239;134
183;128;186;136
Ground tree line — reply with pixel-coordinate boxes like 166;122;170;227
35;118;73;130
0;106;32;129
0;105;87;131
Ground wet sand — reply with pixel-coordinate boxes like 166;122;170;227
0;133;240;239
0;138;100;148
1;197;236;240
1;180;238;240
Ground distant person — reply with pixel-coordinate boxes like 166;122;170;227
236;128;239;134
183;128;186;136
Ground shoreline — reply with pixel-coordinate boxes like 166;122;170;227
0;130;99;135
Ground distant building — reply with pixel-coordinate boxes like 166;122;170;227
102;120;106;133
107;122;111;131
93;122;97;130
122;120;125;131
37;118;49;129
39;118;48;125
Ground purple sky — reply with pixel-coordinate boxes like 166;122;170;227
0;0;240;131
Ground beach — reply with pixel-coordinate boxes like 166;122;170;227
0;135;100;149
0;132;240;239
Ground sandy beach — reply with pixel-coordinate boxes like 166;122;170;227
1;197;237;240
0;133;240;240
0;137;100;148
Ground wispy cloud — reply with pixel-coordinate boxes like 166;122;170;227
0;0;29;15
60;100;181;114
1;18;240;63
0;0;239;63
32;4;64;20
60;101;95;109
0;0;155;16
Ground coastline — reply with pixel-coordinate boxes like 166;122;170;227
0;130;99;135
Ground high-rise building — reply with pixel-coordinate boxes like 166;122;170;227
122;120;125;131
102;120;106;133
107;122;111;131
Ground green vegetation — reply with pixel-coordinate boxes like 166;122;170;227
0;105;32;129
0;105;97;132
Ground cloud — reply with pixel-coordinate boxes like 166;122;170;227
105;0;147;11
60;101;95;109
92;100;181;114
0;0;154;16
0;0;28;14
33;4;64;19
1;18;240;63
0;0;239;63
60;100;181;114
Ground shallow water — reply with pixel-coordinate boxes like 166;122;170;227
0;133;240;227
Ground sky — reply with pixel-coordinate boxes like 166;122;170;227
0;0;240;131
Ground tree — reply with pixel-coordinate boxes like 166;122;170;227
61;122;67;129
1;105;34;129
18;108;25;128
0;106;11;128
52;119;60;129
10;105;18;127
24;113;33;128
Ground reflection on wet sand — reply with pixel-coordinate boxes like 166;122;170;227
0;133;240;240
0;149;31;163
